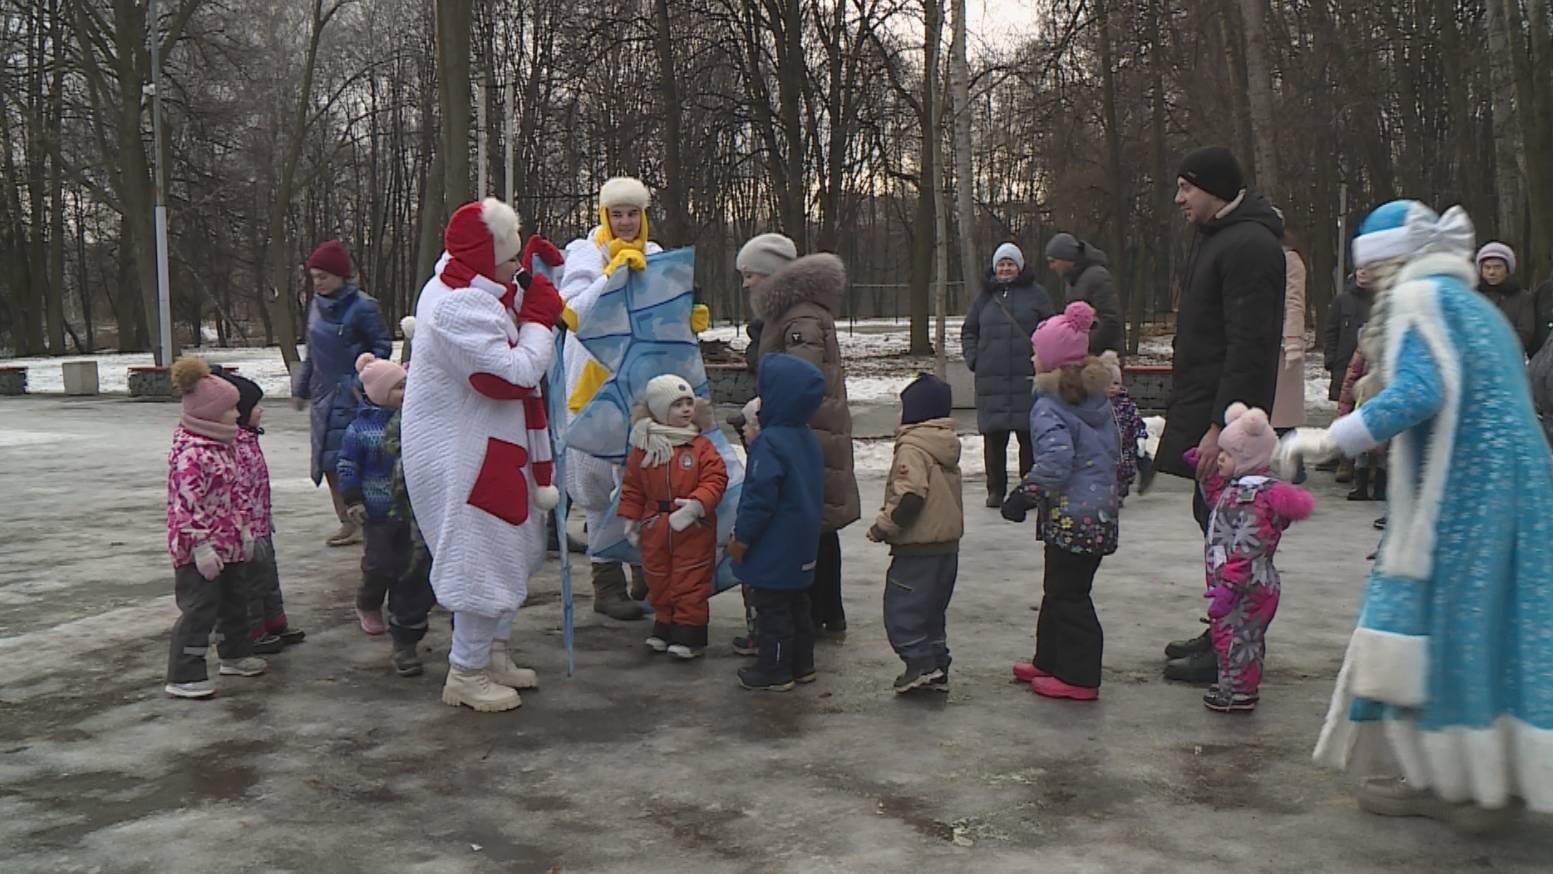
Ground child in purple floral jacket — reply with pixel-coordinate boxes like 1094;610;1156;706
1001;302;1119;703
1187;403;1314;714
1100;351;1147;502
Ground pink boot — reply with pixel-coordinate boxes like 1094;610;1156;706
357;607;386;636
1031;675;1099;701
1012;661;1051;683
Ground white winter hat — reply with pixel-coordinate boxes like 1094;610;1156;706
736;233;798;277
600;177;651;210
644;374;695;423
992;242;1025;271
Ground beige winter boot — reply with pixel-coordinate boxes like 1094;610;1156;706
488;640;539;690
441;666;521;712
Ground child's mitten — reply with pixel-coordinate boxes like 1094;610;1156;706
668;498;704;532
1000;489;1030;523
1205;585;1237;619
625;519;641;547
193;543;225;581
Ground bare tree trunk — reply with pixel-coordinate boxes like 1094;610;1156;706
1097;0;1128;347
1216;4;1256;180
910;0;944;357
1149;0;1173;321
265;0;340;369
652;0;690;245
948;0;978;313
438;0;474;206
1237;0;1281;196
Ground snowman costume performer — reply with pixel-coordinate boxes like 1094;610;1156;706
401;197;565;713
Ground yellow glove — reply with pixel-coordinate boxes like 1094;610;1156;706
603;249;647;277
690;304;710;334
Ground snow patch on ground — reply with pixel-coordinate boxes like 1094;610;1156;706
4;343;404;398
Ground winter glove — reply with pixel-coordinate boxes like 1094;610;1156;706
739;397;762;444
515;272;564;329
690;304;711;334
668;498;704;532
1000;489;1030;523
604;248;647;277
1205;585;1237;620
727;537;749;563
625;519;641;548
519;233;564;272
866;524;888;544
346;504;369;527
193;543;225;581
1273;427;1338;482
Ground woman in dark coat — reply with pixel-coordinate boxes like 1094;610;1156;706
289;240;392;546
961;243;1053;506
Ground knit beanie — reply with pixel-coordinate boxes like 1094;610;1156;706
737;233;799;277
171;356;239;424
445;198;522;281
356;353;407;407
643;373;695;423
213;368;264;428
991;242;1025;271
1031;301;1096;370
306;240;352;279
900;373;952;425
1217;403;1278;475
1176;146;1245;203
1476;241;1517;275
600;177;651;210
1043;233;1083;262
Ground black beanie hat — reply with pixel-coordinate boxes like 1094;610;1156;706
900;373;953;425
213;368;264;428
1177;146;1244;203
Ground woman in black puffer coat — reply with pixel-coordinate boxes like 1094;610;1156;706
961;243;1054;506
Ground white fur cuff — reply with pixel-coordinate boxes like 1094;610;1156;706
532;484;560;512
1350;627;1429;708
1330;410;1380;456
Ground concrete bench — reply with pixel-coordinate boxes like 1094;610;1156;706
61;360;99;396
128;366;173;399
0;366;26;395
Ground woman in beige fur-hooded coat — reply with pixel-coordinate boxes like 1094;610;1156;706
749;251;860;631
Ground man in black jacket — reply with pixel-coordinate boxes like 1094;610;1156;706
1322;270;1374;401
1155;146;1286;683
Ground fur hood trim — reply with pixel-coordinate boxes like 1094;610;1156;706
751;253;846;321
1033;356;1112;399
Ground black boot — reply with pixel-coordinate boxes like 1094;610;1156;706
1164;628;1212;660
1372;468;1388;501
391;641;423;677
592;562;645;621
738;633;795;691
1347;466;1372;501
1164;649;1219;685
792;617;816;684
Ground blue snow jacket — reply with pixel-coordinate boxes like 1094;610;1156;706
291;282;392;484
732;354;827;590
336;403;398;523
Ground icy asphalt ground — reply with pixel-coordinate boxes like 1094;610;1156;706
1;393;1549;873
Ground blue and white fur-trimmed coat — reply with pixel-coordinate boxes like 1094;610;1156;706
1315;251;1553;813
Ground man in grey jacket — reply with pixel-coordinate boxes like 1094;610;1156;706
1046;233;1124;355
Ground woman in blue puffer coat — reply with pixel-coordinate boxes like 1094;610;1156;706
289;240;392;546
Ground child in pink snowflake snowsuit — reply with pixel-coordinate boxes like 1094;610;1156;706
164;357;264;699
1187;402;1313;713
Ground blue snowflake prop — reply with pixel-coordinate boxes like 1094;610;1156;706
566;247;743;593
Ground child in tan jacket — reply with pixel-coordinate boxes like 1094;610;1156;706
867;373;965;693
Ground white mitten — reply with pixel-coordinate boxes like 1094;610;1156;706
740;397;762;444
668;498;704;532
1273;427;1338;481
193;543;224;581
533;484;560;512
625;519;641;547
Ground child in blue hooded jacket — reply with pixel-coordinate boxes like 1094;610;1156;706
728;353;827;692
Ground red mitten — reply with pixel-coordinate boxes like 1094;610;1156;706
520;234;564;272
515;272;564;328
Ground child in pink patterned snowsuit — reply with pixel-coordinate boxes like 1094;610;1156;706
1187;402;1313;713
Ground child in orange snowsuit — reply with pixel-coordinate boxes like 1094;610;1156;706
619;374;729;659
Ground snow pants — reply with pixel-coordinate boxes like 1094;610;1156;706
640;510;714;629
167;562;254;684
1210;580;1280;696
